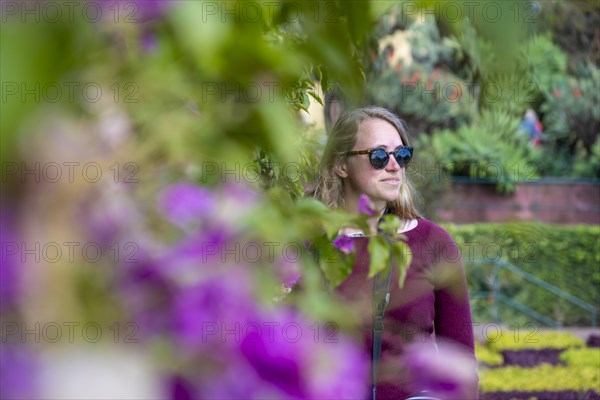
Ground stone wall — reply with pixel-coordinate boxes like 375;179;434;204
436;179;600;225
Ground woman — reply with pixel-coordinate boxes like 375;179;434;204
313;106;479;399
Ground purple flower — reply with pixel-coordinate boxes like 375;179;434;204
222;182;261;205
119;255;175;337
135;0;173;22
172;268;258;352
358;194;376;216
0;206;19;309
403;341;478;400
158;183;216;230
239;308;369;399
303;334;369;399
79;182;143;248
214;182;262;226
275;258;301;288
165;374;196;400
200;358;290;399
0;344;39;399
141;31;159;53
333;235;354;254
98;0;173;23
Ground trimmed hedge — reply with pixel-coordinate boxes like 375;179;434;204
479;365;599;392
477;331;600;395
487;331;584;351
560;348;600;368
482;390;600;400
441;222;600;326
475;341;504;366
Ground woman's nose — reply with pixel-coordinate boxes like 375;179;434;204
386;154;401;171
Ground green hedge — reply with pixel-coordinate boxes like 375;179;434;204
477;331;600;393
479;365;599;392
560;348;600;368
441;222;600;326
475;341;504;366
487;331;584;351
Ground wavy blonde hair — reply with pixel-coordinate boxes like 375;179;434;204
312;106;422;219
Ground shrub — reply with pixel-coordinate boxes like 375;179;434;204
560;348;600;368
420;109;541;193
501;349;565;367
486;331;584;352
479;365;599;392
442;222;600;326
367;17;477;135
475;341;504;366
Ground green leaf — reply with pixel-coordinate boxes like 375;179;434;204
308;90;323;106
367;235;389;278
391;240;412;288
378;214;402;236
314;235;354;288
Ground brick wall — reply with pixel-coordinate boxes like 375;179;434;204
436;179;600;225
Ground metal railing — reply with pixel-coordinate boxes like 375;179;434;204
467;258;597;328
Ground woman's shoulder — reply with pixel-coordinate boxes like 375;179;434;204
408;217;458;244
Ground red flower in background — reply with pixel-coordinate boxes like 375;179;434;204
552;88;560;98
448;87;460;101
573;88;582;98
402;71;420;85
413;71;421;83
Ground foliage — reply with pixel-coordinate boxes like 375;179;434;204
539;1;600;70
479;364;599;392
442;222;600;326
419;110;540;193
478;329;600;397
368;16;477;135
1;1;407;397
365;2;599;181
539;65;600;175
571;137;600;178
486;331;584;352
560;348;600;368
475;341;504;366
371;62;476;133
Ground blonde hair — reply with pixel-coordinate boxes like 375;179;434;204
313;106;422;219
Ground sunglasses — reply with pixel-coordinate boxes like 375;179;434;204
343;146;414;169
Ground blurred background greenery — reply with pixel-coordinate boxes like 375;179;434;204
1;0;598;399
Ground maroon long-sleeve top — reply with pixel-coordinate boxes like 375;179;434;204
335;217;479;399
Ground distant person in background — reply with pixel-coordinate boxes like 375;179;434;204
518;108;544;147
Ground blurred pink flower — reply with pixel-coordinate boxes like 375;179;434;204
158;182;216;230
358;194;376;216
275;258;302;288
172;267;258;352
0;206;20;309
238;307;369;399
0;344;39;399
403;341;478;400
333;235;354;254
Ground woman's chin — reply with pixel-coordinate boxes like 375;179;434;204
382;189;401;202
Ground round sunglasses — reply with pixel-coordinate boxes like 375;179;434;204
343;146;414;169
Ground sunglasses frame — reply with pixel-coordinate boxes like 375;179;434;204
343;145;414;169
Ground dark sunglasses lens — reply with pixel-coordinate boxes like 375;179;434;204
394;147;413;167
370;149;389;169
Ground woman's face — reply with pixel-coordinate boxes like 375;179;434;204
337;118;406;210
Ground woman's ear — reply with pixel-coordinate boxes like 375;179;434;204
333;157;349;178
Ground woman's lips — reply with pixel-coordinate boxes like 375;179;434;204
381;178;400;185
